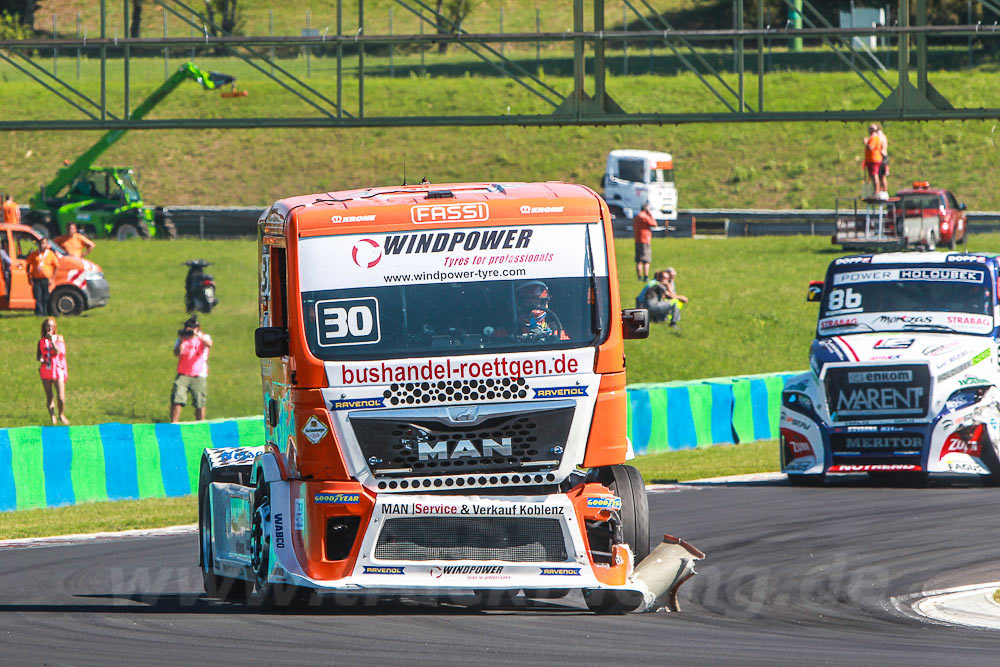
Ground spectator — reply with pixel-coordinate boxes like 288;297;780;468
632;202;660;282
171;315;213;422
660;267;688;328
26;237;58;316
877;123;889;196
862;124;885;198
636;270;672;323
1;237;10;298
2;194;21;224
37;317;69;425
54;222;96;258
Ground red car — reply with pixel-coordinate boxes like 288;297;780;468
893;181;968;249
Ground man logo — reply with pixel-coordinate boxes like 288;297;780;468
352;238;382;268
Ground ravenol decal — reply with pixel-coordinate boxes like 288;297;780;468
586;496;623;511
314;492;361;505
330;397;385;410
533;386;588;399
362;565;405;575
540;567;582;576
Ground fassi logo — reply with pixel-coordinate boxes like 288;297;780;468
411;202;489;224
352;238;382;268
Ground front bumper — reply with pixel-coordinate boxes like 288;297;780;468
84;277;110;309
208;481;640;594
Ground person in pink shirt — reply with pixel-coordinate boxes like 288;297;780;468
37;317;69;424
170;315;213;422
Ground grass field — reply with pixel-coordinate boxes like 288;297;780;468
0;439;777;539
7;232;1000;428
0;56;998;211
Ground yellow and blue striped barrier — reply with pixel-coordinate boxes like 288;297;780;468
0;371;802;511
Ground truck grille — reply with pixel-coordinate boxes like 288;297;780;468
350;404;574;478
829;432;924;466
824;364;930;422
374;517;567;562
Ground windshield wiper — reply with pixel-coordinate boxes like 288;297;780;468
901;323;958;333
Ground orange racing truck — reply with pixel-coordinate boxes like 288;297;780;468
198;182;702;611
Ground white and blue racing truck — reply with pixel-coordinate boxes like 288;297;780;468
782;252;1000;485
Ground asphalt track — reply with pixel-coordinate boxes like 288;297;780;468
2;476;999;666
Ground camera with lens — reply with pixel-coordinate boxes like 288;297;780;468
178;327;196;338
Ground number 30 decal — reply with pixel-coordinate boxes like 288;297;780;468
315;297;381;346
827;287;862;311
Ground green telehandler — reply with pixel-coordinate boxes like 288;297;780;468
26;62;235;241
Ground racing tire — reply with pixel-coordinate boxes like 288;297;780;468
787;473;825;487
978;444;1000;487
49;286;84;316
584;465;650;614
198;460;246;602
246;479;309;609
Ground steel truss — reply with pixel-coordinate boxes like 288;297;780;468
0;0;998;130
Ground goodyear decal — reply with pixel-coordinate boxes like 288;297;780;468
315;492;361;505
586;496;622;511
533;386;588;399
362;565;405;575
972;349;990;365
540;567;582;576
330;397;385;410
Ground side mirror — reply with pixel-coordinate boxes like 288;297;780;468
621;308;649;339
959;203;967;211
255;326;289;358
807;280;823;302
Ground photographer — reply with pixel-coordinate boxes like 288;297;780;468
170;316;213;423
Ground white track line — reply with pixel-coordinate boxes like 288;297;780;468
0;524;196;550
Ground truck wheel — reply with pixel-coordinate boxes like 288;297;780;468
158;217;178;240
584;465;650;614
198;460;246;601
49;286;84;316
787;473;825;487
246;480;308;608
115;220;150;241
979;444;1000;487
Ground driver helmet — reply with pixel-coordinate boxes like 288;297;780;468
516;280;551;323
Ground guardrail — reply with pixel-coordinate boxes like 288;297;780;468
0;371;804;512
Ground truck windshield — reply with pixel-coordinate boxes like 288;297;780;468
652;168;674;184
298;223;611;361
119;173;141;203
818;263;994;336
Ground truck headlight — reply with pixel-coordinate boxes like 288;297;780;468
82;270;104;281
944;387;989;414
782;391;814;413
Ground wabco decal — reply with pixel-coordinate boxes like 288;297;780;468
540;567;582;576
410;202;489;224
314;492;361;504
363;566;405;575
533;386;588;398
587;496;622;510
273;513;285;549
330;397;385;410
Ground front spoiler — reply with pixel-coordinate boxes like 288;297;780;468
213;480;704;612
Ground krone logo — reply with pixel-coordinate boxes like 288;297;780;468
352;238;382;268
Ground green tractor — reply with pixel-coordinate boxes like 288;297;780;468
26;62;234;241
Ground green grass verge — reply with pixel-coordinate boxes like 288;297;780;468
0;495;197;540
0;441;779;539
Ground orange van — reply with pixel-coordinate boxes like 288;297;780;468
0;223;110;315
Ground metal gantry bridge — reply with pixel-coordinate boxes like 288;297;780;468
0;0;999;130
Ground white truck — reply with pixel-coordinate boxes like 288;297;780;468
601;150;678;223
782;251;1000;486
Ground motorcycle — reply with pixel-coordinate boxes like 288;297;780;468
184;259;218;313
